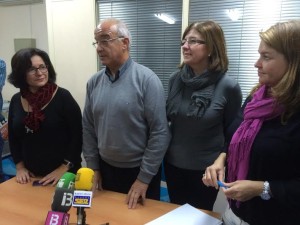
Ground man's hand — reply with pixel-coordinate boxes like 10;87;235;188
126;179;148;209
92;170;103;197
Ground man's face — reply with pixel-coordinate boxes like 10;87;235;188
94;21;126;70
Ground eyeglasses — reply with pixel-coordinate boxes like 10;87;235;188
181;39;206;46
92;36;124;48
27;65;48;75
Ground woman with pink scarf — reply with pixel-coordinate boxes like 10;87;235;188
203;20;300;225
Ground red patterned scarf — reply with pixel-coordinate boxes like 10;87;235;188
21;83;57;132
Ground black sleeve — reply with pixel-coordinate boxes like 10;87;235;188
8;93;23;164
223;95;252;153
59;89;83;171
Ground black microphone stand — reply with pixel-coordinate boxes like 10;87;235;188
77;207;86;225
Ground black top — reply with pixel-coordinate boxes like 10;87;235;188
229;98;300;225
8;87;82;175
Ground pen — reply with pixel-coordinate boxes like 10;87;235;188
217;180;228;189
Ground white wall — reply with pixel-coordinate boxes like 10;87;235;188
45;0;97;109
0;2;48;103
0;0;97;109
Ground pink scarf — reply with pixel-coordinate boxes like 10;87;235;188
227;85;284;183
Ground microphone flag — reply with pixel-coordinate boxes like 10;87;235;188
56;172;76;189
44;211;69;225
51;188;74;213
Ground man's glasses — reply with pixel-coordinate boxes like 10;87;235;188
92;36;124;48
27;65;48;75
181;39;206;46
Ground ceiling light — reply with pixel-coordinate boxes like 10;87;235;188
226;9;241;21
154;13;175;24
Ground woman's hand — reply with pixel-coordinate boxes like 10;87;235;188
222;180;264;202
15;162;34;184
39;164;69;186
202;152;226;189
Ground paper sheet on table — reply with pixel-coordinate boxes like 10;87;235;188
145;203;222;225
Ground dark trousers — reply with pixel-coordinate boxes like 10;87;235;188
164;161;219;210
99;157;161;200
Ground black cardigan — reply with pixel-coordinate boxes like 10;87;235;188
8;87;82;175
228;98;300;225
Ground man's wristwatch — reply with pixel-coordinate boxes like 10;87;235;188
63;159;74;169
260;181;271;200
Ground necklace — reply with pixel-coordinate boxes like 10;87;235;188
25;125;33;134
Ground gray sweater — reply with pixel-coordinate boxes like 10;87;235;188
166;72;242;170
82;58;171;184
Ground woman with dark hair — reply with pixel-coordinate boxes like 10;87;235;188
164;21;242;210
8;48;82;185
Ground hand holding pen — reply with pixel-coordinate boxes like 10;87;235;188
217;180;228;189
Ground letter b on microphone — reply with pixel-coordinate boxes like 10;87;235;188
45;211;69;225
51;188;74;212
62;192;73;207
49;213;59;225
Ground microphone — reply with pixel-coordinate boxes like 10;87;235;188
51;188;74;212
56;172;76;190
74;168;94;190
44;211;69;225
45;188;74;225
72;168;94;225
44;172;75;225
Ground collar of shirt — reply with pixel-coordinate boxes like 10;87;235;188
105;57;132;82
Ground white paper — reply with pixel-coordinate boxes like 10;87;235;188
145;203;222;225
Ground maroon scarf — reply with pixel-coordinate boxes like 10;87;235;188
227;85;284;206
21;83;57;132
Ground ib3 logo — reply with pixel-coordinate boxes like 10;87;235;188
61;192;73;206
49;214;60;225
48;212;69;225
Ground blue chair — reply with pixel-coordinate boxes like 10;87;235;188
160;161;170;202
2;154;16;181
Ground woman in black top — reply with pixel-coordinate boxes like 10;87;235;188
203;20;300;225
8;48;82;186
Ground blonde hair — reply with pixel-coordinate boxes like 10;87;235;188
259;20;300;119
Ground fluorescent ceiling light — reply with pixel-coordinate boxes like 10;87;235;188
154;13;175;24
226;9;241;21
0;0;42;6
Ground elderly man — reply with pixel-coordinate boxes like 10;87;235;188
82;18;170;209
